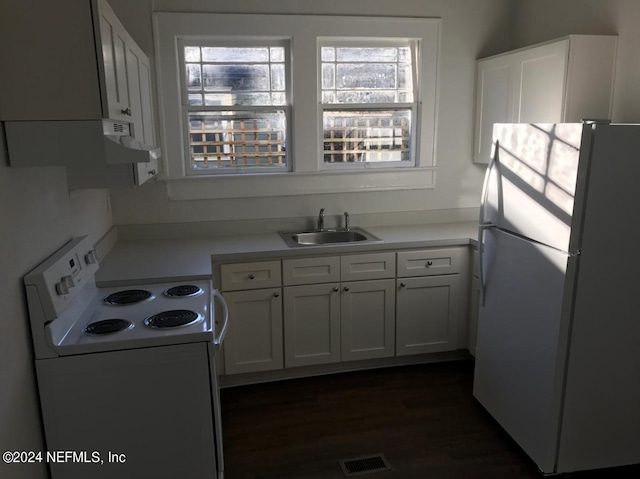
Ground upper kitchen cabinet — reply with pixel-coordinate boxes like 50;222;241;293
0;0;160;186
473;35;617;164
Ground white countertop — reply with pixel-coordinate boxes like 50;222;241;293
96;221;478;287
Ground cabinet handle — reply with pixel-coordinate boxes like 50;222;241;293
333;287;339;292
121;107;132;116
148;170;156;176
343;286;350;292
248;274;255;280
400;282;406;288
273;292;280;298
426;261;433;267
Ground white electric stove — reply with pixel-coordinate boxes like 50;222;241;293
24;236;227;479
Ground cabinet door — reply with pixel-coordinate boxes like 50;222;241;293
283;283;340;368
512;39;568;124
127;45;158;185
223;288;283;375
396;275;460;355
96;0;130;121
473;55;512;164
341;279;395;362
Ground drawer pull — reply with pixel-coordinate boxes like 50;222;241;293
333;287;339;292
248;274;255;280
400;282;406;288
343;286;350;292
273;292;280;298
427;261;433;267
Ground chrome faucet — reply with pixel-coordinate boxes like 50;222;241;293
344;211;350;231
317;208;325;231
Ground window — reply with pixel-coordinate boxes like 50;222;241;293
155;13;439;199
180;43;290;174
320;42;418;168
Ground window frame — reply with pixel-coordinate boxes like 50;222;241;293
154;13;440;200
318;38;420;171
177;38;293;176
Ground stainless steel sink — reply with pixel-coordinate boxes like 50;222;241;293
279;227;382;247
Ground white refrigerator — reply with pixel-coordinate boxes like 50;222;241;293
474;122;640;474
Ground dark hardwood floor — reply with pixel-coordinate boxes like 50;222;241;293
220;360;640;478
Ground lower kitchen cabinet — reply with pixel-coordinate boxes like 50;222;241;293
341;279;395;362
283;283;341;368
222;288;283;375
396;275;461;355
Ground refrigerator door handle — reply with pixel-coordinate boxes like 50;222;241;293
478;224;495;306
479;139;499;224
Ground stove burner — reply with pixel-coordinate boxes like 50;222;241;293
163;284;204;298
84;319;133;335
143;310;202;329
104;289;154;305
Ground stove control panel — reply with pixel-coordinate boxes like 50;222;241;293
25;236;100;320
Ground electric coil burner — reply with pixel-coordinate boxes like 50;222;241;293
84;318;133;335
104;289;154;305
144;309;203;329
163;284;204;298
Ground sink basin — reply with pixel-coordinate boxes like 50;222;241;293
279;227;382;247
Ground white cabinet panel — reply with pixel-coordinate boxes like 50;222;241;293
283;283;341;368
340;252;395;282
283;256;340;286
221;261;281;291
223;288;283;374
397;248;462;277
396;275;460;355
341;279;395;361
473;35;616;164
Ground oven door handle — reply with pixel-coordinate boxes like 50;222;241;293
212;289;229;351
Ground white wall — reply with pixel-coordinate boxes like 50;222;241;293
512;0;640;123
0;123;113;479
107;0;514;227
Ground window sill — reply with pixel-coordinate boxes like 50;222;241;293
165;168;436;200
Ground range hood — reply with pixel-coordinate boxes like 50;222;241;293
5;119;161;168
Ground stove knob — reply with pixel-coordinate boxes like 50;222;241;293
62;275;75;289
55;281;70;296
84;250;98;265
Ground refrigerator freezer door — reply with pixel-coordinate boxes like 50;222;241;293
474;227;572;473
482;123;583;252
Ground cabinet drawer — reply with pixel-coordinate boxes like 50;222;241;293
397;248;462;277
220;261;281;291
341;252;396;281
283;256;340;286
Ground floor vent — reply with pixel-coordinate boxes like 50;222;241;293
339;454;391;476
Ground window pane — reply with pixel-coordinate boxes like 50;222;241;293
188;111;287;169
203;64;270;91
321;47;335;62
185;47;201;62
202;47;269;62
271;64;285;91
336;47;397;62
184;44;287;107
322;64;335;89
321;43;415;104
186;64;202;90
188;93;203;106
270;47;285;62
323;109;411;163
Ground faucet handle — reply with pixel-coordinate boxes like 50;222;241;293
317;208;325;231
344;211;350;231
